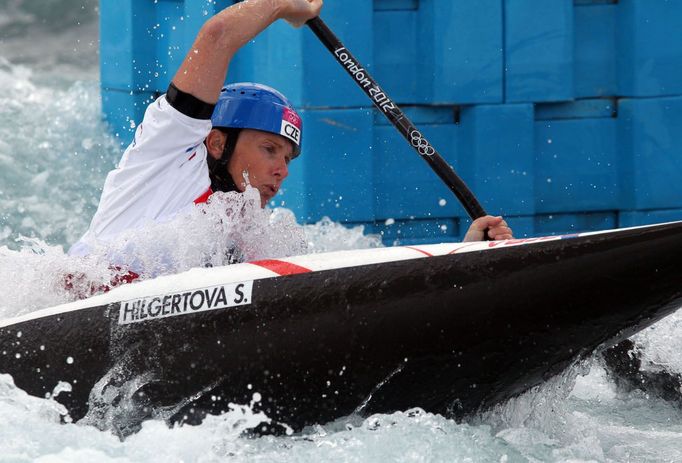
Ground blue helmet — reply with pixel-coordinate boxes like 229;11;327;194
211;83;302;157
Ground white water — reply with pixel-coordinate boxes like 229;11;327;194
3;359;682;462
2;2;682;461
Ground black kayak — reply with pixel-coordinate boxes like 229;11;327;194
2;221;682;433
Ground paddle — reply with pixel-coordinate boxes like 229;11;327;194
308;16;682;411
306;17;488;225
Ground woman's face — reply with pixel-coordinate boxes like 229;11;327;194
227;129;293;207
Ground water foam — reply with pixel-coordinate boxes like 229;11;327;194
75;187;308;279
0;59;118;250
0;185;383;320
631;310;682;375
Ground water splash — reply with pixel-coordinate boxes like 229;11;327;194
72;186;382;279
0;59;118;250
0;185;383;321
0;237;119;318
74;187;307;279
631;310;682;375
303;216;382;253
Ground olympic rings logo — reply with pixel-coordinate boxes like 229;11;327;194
410;130;435;156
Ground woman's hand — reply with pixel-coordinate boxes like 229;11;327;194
463;216;513;242
276;0;323;27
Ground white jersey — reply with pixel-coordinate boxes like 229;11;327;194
70;95;213;257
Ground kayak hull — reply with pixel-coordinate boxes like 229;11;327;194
2;222;682;432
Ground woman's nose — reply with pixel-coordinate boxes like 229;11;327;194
274;157;289;179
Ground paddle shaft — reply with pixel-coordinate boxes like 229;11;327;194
306;17;487;221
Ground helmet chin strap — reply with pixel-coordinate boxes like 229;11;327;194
208;128;241;193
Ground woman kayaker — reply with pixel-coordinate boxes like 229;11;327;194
69;0;512;272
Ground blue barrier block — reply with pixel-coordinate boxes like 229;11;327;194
374;0;418;10
100;0;152;91
574;0;616;4
146;0;186;91
373;107;463;220
370;218;460;246
231;0;372;109
618;97;682;210
534;106;618;213
148;0;219;91
373;0;503;106
505;0;574;103
534;212;617;236
100;0;226;138
100;0;221;92
100;0;373;110
299;0;373;108
370;215;537;246
534;99;616;120
417;0;503;105
506;216;535;238
618;0;682;97
373;8;420;104
227;19;305;103
574;3;617;98
619;209;682;228
278;109;375;223
458;104;535;216
371;215;536;245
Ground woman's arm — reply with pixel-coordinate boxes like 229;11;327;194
172;0;323;104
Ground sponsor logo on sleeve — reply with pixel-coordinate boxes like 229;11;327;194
118;281;253;325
